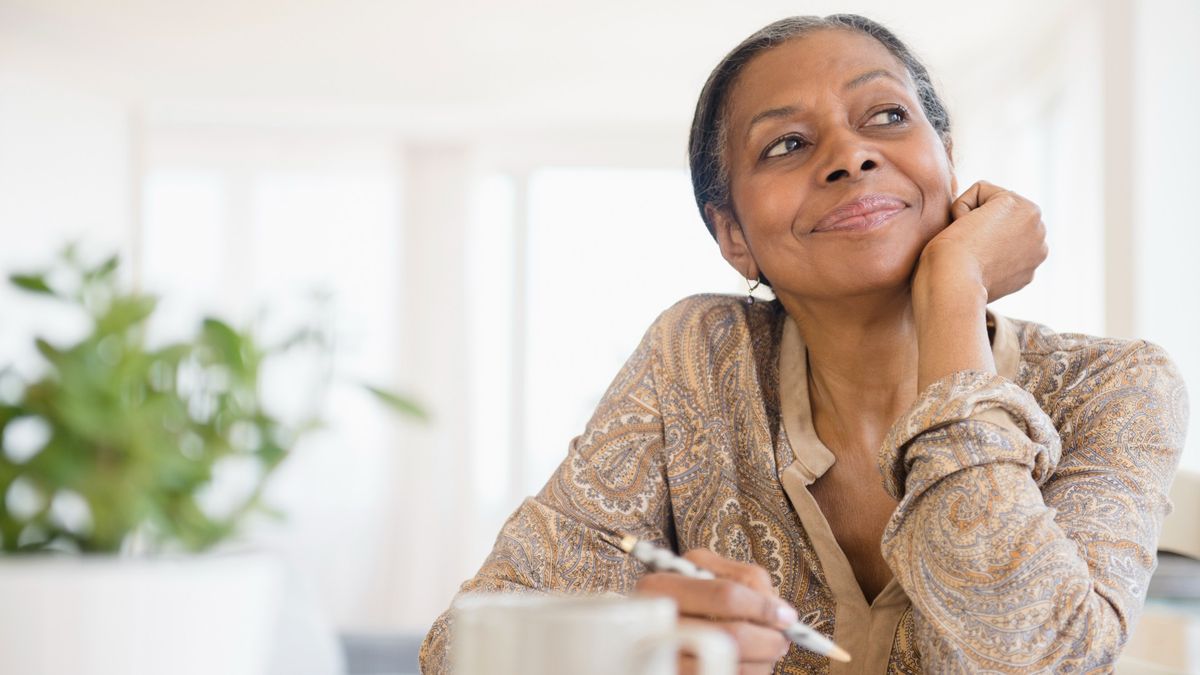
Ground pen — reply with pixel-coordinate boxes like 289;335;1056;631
619;534;852;664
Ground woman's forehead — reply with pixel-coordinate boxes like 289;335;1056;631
726;29;914;124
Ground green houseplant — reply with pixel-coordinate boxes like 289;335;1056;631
0;246;423;553
0;246;425;675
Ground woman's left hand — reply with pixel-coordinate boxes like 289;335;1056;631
914;180;1049;303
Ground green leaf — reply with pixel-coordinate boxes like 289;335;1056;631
363;384;429;422
201;318;245;370
256;439;287;468
270;326;324;354
81;252;120;283
10;274;54;296
86;255;119;281
34;338;61;364
0;404;22;427
60;242;80;265
98;296;157;334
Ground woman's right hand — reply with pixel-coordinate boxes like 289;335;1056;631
633;549;796;675
914;180;1048;305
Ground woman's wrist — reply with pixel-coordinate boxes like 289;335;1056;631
912;243;987;308
912;247;994;391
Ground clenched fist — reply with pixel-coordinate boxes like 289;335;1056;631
915;180;1049;304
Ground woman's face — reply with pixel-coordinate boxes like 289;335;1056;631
711;29;956;305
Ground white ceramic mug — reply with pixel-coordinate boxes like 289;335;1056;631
451;593;736;675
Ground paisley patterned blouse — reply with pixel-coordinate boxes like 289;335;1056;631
419;294;1188;673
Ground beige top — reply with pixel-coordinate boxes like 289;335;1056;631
420;294;1189;673
776;310;1023;673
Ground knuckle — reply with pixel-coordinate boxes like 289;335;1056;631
748;566;772;589
757;593;778;624
633;573;670;595
725;621;752;646
712;580;741;608
730;565;766;591
726;570;751;590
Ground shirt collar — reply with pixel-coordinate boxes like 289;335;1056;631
778;309;1020;486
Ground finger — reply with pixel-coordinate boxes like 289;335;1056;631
635;573;797;628
950;197;972;221
679;617;791;663
951;181;984;216
683;549;777;596
950;180;1008;220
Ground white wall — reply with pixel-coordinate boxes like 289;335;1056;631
0;75;134;369
1134;0;1200;471
949;6;1105;337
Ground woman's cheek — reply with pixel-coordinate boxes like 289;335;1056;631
915;163;955;232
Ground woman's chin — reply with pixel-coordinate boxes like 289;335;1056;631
774;270;919;304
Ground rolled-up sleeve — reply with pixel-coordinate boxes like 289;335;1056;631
878;341;1188;672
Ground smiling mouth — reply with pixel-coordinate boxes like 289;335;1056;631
812;195;907;234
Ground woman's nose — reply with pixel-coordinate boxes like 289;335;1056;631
819;134;881;183
825;157;878;183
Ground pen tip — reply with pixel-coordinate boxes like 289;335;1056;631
828;645;851;663
618;534;638;553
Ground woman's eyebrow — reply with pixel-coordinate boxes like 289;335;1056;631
743;69;905;143
745;105;799;143
844;68;903;91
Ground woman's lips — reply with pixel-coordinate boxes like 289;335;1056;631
812;195;907;233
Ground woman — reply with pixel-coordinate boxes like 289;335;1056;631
420;14;1188;674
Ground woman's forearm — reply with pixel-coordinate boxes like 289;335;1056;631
912;249;995;391
885;450;1128;669
877;343;1185;670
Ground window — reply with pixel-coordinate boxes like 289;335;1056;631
141;131;404;624
465;166;744;552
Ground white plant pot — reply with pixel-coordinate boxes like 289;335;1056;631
0;552;284;675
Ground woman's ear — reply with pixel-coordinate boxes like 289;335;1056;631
706;203;760;281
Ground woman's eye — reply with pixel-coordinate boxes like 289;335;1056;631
866;107;907;127
764;136;807;158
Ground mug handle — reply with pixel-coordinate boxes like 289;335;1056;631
633;626;737;675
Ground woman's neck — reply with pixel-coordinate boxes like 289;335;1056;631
778;289;921;454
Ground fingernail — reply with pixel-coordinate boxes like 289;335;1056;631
775;603;798;626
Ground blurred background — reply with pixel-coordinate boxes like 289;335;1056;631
1;0;1197;660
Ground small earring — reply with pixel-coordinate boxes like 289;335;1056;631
745;277;761;305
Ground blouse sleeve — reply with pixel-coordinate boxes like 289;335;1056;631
417;317;674;674
878;341;1188;671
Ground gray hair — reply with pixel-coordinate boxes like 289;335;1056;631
688;14;952;239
